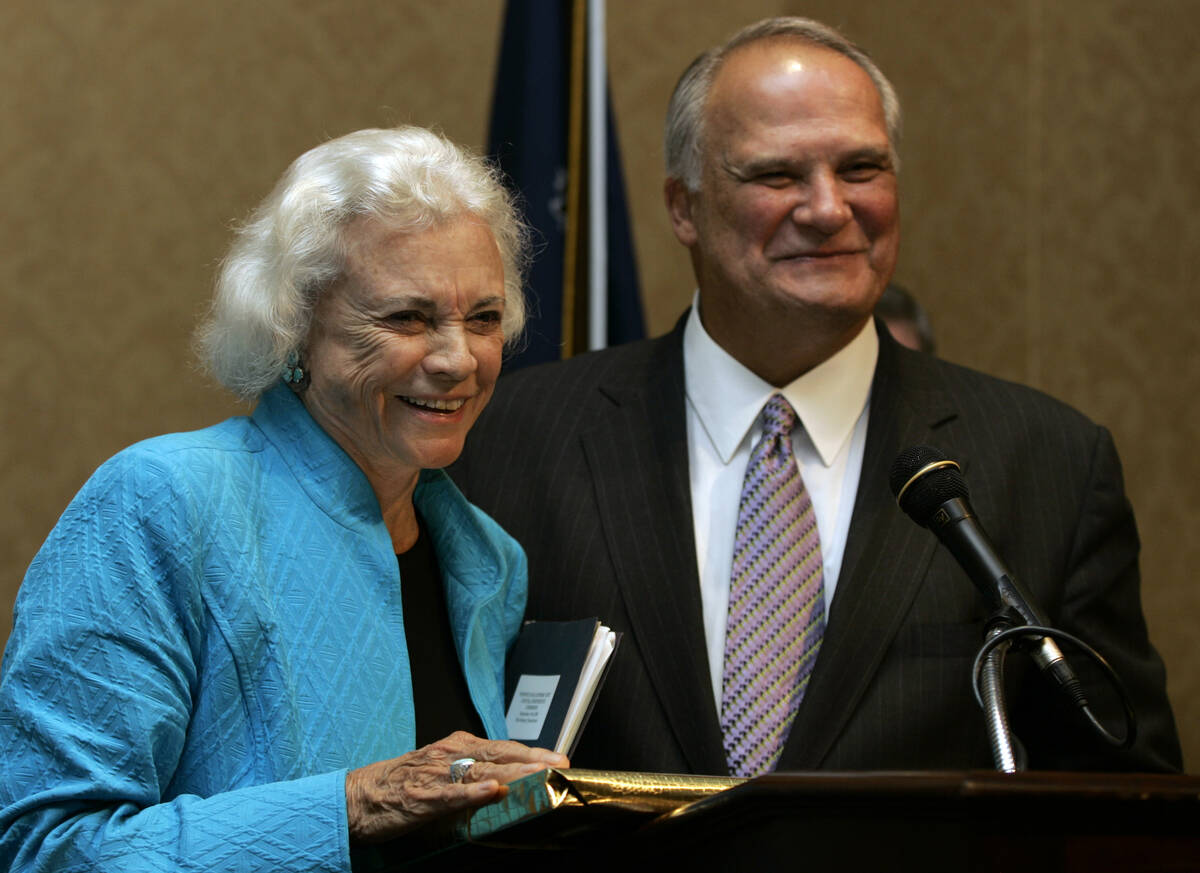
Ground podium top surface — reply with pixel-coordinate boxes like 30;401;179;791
368;770;1200;872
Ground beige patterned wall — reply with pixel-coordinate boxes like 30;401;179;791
2;1;1196;769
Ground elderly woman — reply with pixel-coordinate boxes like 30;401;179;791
0;126;567;871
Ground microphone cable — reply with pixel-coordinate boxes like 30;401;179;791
970;623;1136;750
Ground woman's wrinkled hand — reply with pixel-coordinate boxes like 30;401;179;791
345;731;569;843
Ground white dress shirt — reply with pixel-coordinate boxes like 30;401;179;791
683;304;878;702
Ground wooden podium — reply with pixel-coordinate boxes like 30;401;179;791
646;771;1200;872
376;769;1200;872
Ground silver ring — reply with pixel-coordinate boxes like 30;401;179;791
449;757;476;783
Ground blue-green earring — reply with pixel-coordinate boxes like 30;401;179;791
283;351;308;388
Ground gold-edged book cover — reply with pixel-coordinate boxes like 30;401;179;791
465;768;743;845
357;768;742;870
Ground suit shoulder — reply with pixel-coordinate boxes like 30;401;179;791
905;350;1102;434
459;333;680;469
495;334;672;397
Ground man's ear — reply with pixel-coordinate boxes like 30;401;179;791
664;177;698;247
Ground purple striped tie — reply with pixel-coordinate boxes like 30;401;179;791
721;394;825;777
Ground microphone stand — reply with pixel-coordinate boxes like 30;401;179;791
978;610;1022;773
971;606;1137;773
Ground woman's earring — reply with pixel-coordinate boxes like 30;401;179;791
283;351;309;390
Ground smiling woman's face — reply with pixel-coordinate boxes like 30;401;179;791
299;215;506;490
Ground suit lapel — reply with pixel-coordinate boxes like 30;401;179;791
780;326;962;769
580;326;729;775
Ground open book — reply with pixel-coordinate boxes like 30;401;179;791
504;618;619;756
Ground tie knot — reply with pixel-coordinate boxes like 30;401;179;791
761;394;797;438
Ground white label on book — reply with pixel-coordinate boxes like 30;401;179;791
505;674;560;741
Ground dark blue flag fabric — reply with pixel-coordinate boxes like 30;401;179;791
487;0;645;369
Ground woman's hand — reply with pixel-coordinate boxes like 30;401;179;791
345;731;569;843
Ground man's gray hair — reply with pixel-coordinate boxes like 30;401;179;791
196;126;529;401
664;17;903;191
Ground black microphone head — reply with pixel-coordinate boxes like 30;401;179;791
890;445;969;526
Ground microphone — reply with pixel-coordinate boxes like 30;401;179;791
889;445;1084;701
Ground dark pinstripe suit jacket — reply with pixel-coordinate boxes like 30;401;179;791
451;316;1181;774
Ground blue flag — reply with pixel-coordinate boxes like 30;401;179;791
487;0;645;369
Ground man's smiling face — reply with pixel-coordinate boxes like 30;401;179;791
667;38;899;379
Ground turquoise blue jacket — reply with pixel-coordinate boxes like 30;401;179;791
0;383;527;871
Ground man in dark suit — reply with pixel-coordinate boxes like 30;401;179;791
452;17;1181;774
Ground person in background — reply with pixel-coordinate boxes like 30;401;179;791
876;281;936;354
0;125;567;872
451;17;1181;777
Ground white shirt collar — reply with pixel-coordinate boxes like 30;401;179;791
683;300;878;467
